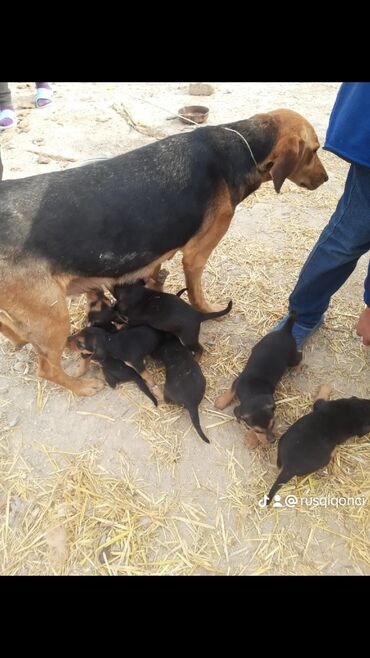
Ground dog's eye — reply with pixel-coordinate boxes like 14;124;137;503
77;340;84;349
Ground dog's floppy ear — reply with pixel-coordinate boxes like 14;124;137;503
265;136;302;193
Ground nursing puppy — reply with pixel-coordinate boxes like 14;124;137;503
215;313;301;445
114;283;232;356
266;388;370;504
154;334;209;443
87;289;121;333
67;325;164;400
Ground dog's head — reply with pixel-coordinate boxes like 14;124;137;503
260;109;328;193
234;394;276;443
88;294;118;328
66;326;108;361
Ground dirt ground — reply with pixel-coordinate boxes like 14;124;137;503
0;82;369;575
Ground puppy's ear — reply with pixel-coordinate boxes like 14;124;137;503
265;136;302;193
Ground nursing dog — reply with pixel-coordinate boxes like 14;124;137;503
0;109;327;394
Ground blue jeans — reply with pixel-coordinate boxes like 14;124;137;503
288;163;370;328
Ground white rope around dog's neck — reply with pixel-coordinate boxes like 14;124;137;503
223;127;258;167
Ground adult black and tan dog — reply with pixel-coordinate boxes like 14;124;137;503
0;109;328;395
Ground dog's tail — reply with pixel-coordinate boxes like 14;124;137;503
176;287;188;298
282;311;297;334
188;406;210;444
266;469;291;505
200;300;233;322
130;371;158;406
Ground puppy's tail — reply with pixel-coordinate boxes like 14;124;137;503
188;406;210;444
176;287;188;298
131;371;158;407
200;300;233;322
282;311;297;334
266;469;291;505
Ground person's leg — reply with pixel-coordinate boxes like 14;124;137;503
274;164;370;346
35;83;53;108
0;82;12;105
0;82;16;130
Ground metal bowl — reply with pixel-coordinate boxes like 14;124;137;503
178;105;209;125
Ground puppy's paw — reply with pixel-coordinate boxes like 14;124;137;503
315;384;332;402
215;393;230;410
245;430;259;449
74;378;105;396
156;268;169;283
214;388;234;410
257;432;270;448
145;268;170;291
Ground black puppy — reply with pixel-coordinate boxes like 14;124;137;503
154;334;209;443
266;393;370;504
98;356;157;405
215;313;301;444
114;283;232;355
67;325;164;400
76;351;158;405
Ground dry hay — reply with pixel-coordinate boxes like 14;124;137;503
1;157;369;574
0;439;234;575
